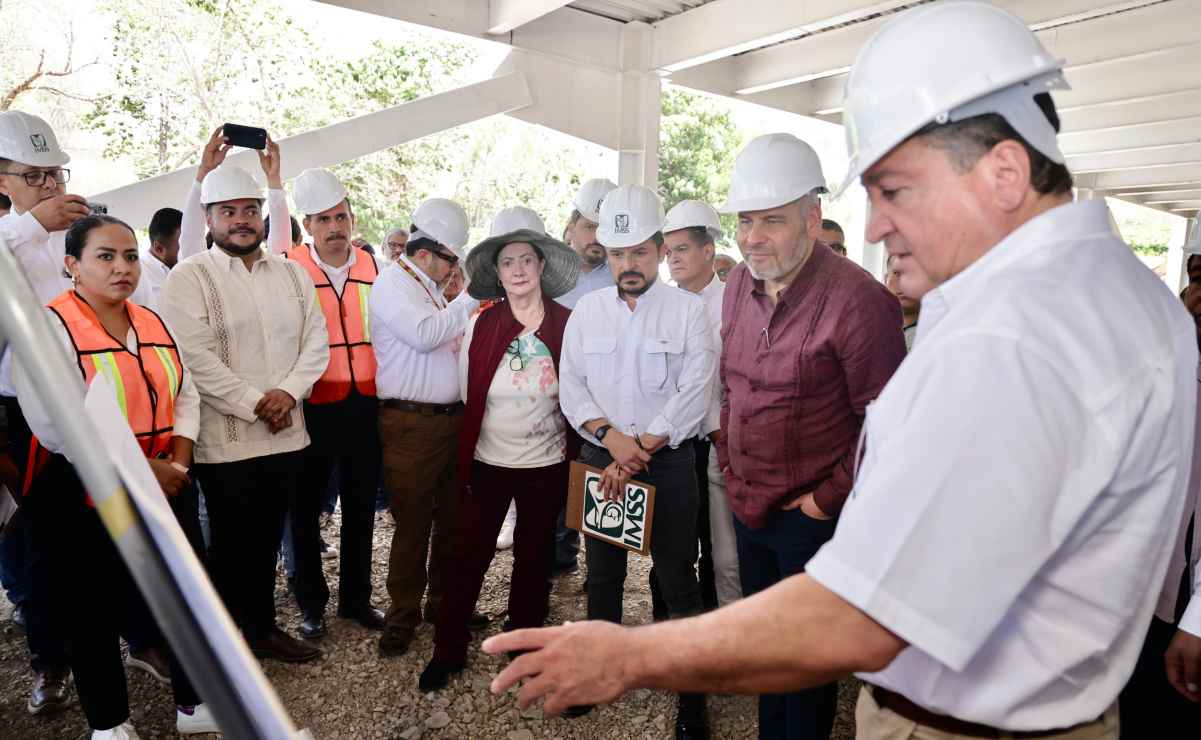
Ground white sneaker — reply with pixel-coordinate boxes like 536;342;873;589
91;722;142;740
496;501;517;550
177;702;221;735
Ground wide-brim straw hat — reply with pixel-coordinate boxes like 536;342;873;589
465;228;581;300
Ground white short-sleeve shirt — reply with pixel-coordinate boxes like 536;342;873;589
807;200;1197;730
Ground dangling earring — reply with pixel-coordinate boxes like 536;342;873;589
70;273;78;287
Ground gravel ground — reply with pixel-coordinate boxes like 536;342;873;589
0;510;858;739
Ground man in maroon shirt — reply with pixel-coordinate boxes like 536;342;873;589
715;133;906;740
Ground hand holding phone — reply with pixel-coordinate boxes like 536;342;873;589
222;123;268;150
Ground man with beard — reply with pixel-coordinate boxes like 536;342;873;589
283;168;385;640
558;184;716;737
551;177;617;576
159;161;329;664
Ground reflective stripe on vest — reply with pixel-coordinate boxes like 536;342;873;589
287;245;378;403
25;291;184;494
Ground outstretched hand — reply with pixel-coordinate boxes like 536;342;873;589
198;127;231;182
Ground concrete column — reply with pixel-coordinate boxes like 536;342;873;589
616;22;661;188
1168;216;1195;293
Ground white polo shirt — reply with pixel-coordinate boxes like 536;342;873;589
807;200;1197;730
559;278;716;448
369;255;478;404
692;273;725;437
136;250;172;311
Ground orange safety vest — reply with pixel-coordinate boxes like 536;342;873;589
287;245;378;403
23;291;185;493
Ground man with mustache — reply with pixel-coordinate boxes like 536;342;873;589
557;184;717;738
551;177;618;577
159;160;329;664
281;167;385;640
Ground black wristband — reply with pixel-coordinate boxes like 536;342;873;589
595;424;613;442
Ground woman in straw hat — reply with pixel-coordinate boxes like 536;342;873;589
419;208;583;692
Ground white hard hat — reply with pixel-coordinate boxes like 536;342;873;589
663;200;722;243
1185;220;1201;257
200;164;264;205
490;206;545;237
0;111;69;167
293;168;348;215
837;1;1068;196
720;134;826;214
411;198;470;258
596;184;664;249
573;178;618;223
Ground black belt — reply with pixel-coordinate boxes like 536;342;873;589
379;399;463;416
870;686;1099;738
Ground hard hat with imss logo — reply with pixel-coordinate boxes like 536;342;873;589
293;167;348;215
720;134;826;214
573;178;618;223
663;200;723;243
0;111;70;167
596;184;664;250
837;0;1069;195
200;164;264;205
411;197;470;259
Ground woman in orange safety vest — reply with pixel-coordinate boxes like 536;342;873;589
13;214;218;739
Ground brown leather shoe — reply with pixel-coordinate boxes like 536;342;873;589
249;628;321;663
28;667;70;715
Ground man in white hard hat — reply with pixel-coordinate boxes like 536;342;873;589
282;167;386;641
556;184;716;738
484;5;1195;739
659;199;740;613
551;177;618;577
724;130;904;740
159;153;328;665
370;196;488;657
0;109;86;715
1120;221;1201;726
178;127;292;260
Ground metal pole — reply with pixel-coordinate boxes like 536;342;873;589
0;239;299;739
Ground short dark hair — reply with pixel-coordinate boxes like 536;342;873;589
148;207;183;244
651;231;665;248
0;193;10;210
405;235;440;258
681;225;713;248
913;93;1073;196
820;219;844;235
65;214;137;259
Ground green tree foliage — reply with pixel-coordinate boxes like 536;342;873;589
658;87;744;246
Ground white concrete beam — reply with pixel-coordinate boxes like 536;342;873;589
1052;43;1201;110
1058;89;1201;133
1076;163;1201;191
1066;144;1201;173
1119;188;1201;202
1059;117;1201;156
488;0;574;34
91;73;533;229
316;0;491;38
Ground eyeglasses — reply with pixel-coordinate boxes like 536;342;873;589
429;248;459;266
506;339;526;372
0;168;70;187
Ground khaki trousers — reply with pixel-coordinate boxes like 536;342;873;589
855;687;1119;740
379;405;462;633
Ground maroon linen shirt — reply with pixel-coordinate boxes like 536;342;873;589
716;243;905;528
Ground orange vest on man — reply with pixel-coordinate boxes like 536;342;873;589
24;291;185;493
287;244;378;403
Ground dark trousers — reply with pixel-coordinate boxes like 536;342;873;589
434;460;568;661
651;438;717;618
581;443;703;624
379;404;462;633
293;397;381;617
554;507;580;569
195;451;300;640
735;507;838;740
1120;517;1199;731
26;455;200;730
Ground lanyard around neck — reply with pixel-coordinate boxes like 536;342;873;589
397;258;443;308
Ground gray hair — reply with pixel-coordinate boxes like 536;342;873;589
386;227;409;241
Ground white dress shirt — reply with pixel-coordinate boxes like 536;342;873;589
559;278;715;448
158;248;329;464
691;273;725;437
369;255;479;404
806;200;1197;730
305;244;377;294
14;313;200;456
136;250;172;312
555;262;615;310
178;180;291;262
1159;359;1201;636
0;210;72;397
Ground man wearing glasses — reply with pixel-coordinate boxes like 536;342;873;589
368;197;484;658
0;110;87;717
